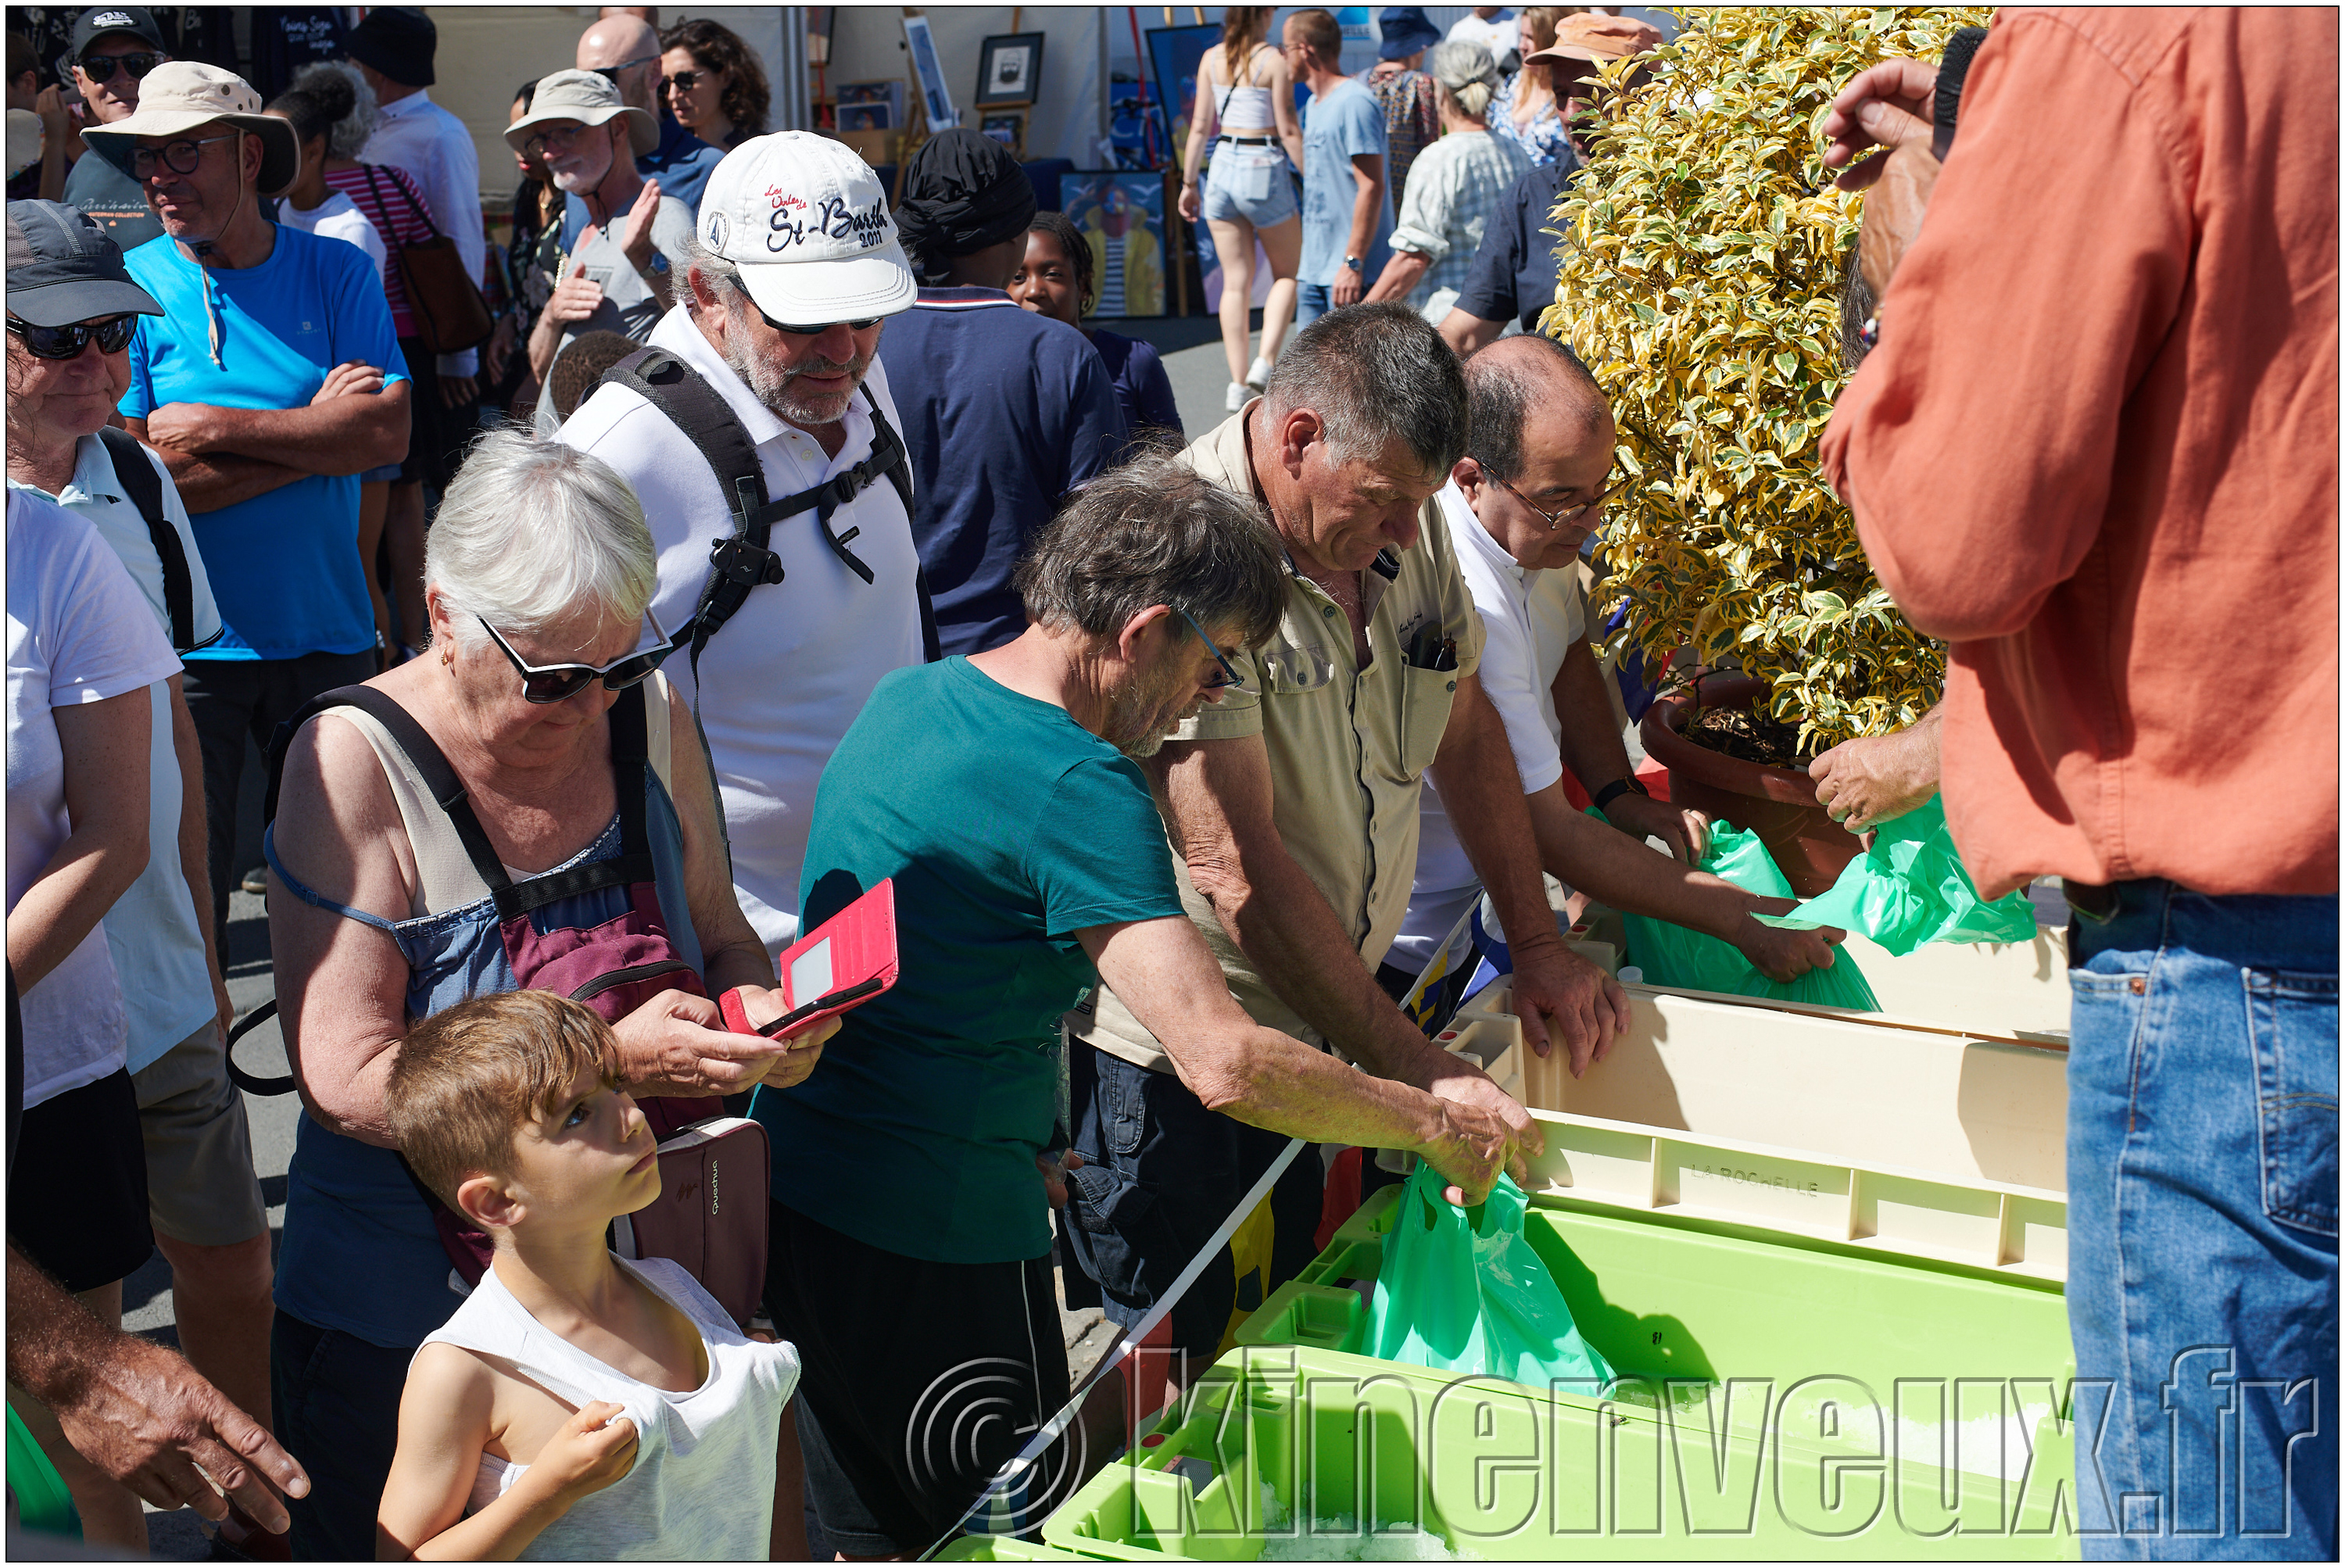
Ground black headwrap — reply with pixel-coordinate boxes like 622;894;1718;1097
893;129;1037;283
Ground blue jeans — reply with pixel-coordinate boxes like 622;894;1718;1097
2066;879;2338;1559
1294;280;1334;328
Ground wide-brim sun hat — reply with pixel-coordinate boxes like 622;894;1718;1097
1377;8;1444;62
79;61;301;196
1526;13;1665;65
694;131;917;324
506;69;658;160
5;199;165;326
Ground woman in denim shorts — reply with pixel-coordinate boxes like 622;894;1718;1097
1176;8;1305;410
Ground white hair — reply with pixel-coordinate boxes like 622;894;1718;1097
424;429;658;651
288;60;378;163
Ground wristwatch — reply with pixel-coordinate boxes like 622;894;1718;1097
1591;775;1651;812
1342;255;1365;274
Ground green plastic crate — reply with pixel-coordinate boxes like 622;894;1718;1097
1039;1188;2080;1560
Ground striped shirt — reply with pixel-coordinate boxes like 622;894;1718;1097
322;162;438;338
1387;128;1532;310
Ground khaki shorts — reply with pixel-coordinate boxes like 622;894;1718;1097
131;1023;268;1248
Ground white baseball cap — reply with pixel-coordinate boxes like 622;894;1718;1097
695;132;917;325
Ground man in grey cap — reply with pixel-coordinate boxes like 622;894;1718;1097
84;60;411;946
60;5;171;249
512;67;691;383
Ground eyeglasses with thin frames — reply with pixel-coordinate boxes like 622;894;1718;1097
6;315;136;360
130;133;239;179
1175;608;1257;696
478;608;678;704
77;52;160;84
1491;471;1616;532
521;123;595;160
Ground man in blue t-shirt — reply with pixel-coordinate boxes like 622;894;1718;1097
88;62;410;939
759;455;1523;1557
1285;7;1394;328
878;130;1126;657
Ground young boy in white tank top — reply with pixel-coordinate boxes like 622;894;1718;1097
373;992;802;1559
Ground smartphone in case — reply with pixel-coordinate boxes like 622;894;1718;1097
717;879;899;1040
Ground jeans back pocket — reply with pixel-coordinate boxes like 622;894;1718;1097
2246;968;2340;1237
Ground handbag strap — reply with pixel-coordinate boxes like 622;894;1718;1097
363;159;444;242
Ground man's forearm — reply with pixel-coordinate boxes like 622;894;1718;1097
1429;694;1570;960
144;447;308;513
1347;173;1386;260
1527;789;1760;939
1190;841;1452;1090
1365;249;1431;303
1551;637;1634;794
181;400;406;474
7;1244;111;1397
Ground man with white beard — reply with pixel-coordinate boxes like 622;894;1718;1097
557;133;927;954
512;66;693;383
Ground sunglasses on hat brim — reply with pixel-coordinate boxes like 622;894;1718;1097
6;315;137;359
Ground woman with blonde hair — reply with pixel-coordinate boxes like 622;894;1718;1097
1176;5;1306;410
1366;40;1531;318
1489;5;1581;162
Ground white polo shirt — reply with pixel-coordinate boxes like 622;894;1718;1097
1388;479;1585;974
557;307;925;952
47;435;224;1072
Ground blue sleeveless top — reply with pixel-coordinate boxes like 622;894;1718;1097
265;692;704;1349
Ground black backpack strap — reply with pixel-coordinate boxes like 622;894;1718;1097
264;684;653;925
96;426;200;654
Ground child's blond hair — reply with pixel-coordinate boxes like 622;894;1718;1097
386;991;622;1207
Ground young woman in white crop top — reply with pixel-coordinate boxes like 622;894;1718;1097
1177;6;1308;411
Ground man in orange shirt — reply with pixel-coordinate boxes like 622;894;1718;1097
1821;10;2336;1559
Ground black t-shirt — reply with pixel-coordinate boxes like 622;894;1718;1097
1453;152;1582;334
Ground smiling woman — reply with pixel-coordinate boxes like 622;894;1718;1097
258;428;824;1559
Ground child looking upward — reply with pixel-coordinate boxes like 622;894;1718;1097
374;991;799;1559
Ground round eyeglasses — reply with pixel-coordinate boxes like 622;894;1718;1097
129;133;238;179
1491;471;1617;532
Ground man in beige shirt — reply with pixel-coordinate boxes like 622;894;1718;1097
1065;303;1626;1370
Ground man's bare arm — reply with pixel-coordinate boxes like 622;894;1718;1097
140;376;411;476
124;418;312;511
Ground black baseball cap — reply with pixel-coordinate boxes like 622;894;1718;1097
70;6;167;63
5;199;162;327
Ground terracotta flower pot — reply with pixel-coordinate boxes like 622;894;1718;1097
1638;674;1863;898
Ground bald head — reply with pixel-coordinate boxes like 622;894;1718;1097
1463;334;1609;484
578;15;661;110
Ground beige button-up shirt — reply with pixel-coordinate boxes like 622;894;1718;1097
1074;406;1486;1072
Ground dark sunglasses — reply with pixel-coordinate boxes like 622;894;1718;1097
6;314;136;359
592;55;663;89
77;51;160;84
1176;607;1255;694
664;69;706;92
745;297;883;335
478;610;676;703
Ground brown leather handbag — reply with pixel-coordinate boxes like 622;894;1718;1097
361;163;495;355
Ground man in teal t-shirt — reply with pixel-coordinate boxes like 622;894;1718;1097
755;455;1531;1556
86;62;411;940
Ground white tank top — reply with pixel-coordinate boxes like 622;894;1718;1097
1212;44;1278;130
417;1253;800;1560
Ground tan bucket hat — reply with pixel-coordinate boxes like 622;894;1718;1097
506;70;659;160
80;61;301;196
1525;13;1664;65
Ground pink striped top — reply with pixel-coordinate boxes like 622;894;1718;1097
322;162;439;340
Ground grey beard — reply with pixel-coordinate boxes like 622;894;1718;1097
718;309;867;427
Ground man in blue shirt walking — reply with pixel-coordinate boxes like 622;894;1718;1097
88;61;410;939
1283;7;1393;328
879;130;1125;657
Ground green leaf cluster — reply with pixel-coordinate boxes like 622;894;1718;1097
1545;6;1987;749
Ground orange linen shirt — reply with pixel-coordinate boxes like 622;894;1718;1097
1821;7;2339;899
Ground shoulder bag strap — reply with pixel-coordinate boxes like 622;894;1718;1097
95;426;198;653
373;160;444;242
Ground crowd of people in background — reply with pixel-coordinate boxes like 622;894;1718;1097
2;3;2335;1563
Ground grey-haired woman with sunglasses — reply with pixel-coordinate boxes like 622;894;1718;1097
261;428;831;1556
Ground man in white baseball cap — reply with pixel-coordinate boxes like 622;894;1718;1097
558;130;922;964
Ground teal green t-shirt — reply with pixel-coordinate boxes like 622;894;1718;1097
757;657;1186;1264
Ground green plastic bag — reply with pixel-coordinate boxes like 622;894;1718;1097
8;1401;81;1541
1615;817;1882;1010
1366;1165;1615;1391
1778;797;2038;956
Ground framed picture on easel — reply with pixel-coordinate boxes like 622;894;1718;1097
975;31;1044;108
979;110;1027;158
